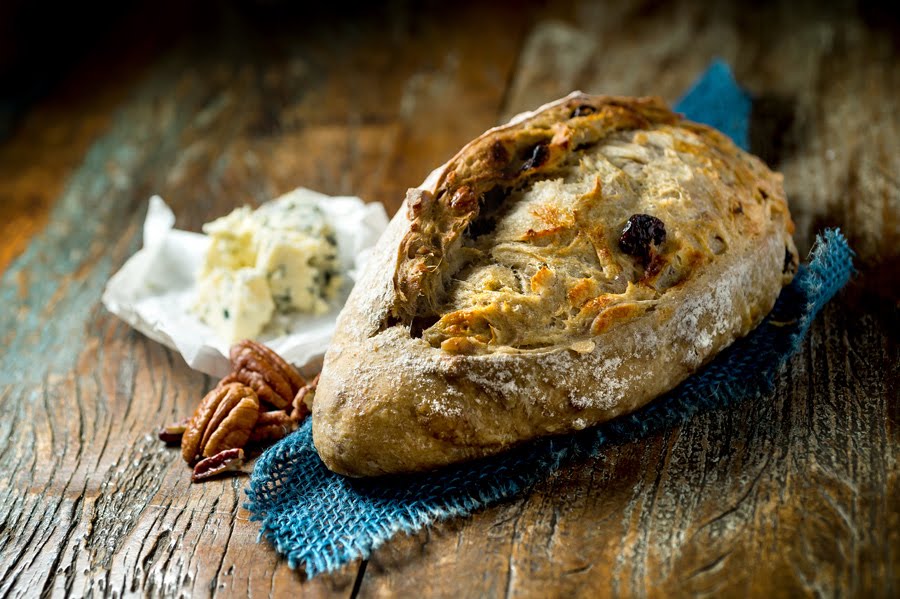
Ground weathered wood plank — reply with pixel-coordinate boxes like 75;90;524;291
0;1;896;597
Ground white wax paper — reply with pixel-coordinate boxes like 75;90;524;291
102;190;389;377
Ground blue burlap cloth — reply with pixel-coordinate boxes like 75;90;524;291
245;61;855;577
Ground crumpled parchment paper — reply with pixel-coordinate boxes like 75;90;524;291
102;189;389;377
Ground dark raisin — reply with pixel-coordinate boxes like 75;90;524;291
520;143;549;171
466;187;508;239
619;214;666;261
223;308;230;320
570;104;597;118
489;140;509;166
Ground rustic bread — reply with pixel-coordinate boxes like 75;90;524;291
312;92;797;477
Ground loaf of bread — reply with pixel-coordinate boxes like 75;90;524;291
312;92;797;477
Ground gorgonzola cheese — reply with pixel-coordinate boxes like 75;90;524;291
193;268;275;343
193;192;342;343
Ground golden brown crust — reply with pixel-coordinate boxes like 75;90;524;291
312;92;797;477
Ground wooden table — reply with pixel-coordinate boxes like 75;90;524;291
1;1;897;597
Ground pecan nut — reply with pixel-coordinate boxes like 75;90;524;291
290;373;319;422
158;418;189;446
192;448;245;482
248;410;297;444
181;383;259;464
220;340;305;409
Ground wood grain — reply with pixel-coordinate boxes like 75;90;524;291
0;1;896;597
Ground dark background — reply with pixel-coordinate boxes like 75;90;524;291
3;0;900;141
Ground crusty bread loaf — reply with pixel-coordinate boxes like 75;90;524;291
313;92;797;477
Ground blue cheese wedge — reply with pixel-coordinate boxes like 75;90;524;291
193;192;342;343
201;206;258;271
259;230;336;314
194;268;275;342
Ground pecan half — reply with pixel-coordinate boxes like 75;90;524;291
181;383;259;464
192;448;245;483
291;373;319;422
248;410;297;444
221;340;305;409
158;418;189;446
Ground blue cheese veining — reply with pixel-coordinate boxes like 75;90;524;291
193;190;342;342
